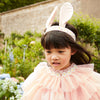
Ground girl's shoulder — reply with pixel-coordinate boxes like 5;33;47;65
75;63;94;73
34;62;48;71
69;63;95;75
22;62;48;90
36;62;48;67
76;63;94;69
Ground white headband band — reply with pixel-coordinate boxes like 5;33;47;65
44;2;76;41
45;26;76;41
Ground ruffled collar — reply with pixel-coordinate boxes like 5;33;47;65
46;63;94;76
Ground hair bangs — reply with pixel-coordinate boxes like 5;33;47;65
41;31;70;49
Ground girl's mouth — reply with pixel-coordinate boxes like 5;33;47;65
52;62;60;66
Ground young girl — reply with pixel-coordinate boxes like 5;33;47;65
22;2;100;100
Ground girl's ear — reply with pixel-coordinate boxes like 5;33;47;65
71;49;77;55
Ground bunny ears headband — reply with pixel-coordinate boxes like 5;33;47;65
45;2;76;41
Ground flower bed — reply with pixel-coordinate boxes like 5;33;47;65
0;73;23;100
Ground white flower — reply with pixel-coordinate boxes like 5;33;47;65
15;93;22;99
10;96;14;100
9;86;15;93
0;78;22;99
30;41;35;44
1;83;8;91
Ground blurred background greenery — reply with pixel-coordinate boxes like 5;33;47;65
0;0;47;13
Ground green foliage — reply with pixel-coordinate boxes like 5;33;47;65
94;27;100;54
0;79;22;100
69;13;100;48
92;57;100;73
1;31;44;79
0;32;5;38
69;13;99;43
0;0;47;13
0;66;3;74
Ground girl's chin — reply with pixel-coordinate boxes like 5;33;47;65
51;64;70;70
51;65;63;70
48;63;68;70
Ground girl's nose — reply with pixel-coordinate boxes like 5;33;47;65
51;55;59;60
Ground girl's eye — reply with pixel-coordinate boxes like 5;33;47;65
46;51;51;53
58;51;64;53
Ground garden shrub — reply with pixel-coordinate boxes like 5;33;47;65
1;31;44;79
94;27;100;55
69;13;99;43
0;0;47;13
0;78;22;100
92;57;100;73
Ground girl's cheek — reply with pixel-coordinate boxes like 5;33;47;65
45;56;50;60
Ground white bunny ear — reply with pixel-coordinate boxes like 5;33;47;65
59;2;73;27
46;6;58;28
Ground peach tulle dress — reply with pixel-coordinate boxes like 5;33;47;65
22;62;100;100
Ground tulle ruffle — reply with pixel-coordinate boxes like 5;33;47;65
22;62;100;100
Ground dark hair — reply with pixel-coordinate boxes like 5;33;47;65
41;22;91;64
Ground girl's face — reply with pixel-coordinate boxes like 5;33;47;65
45;47;74;70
